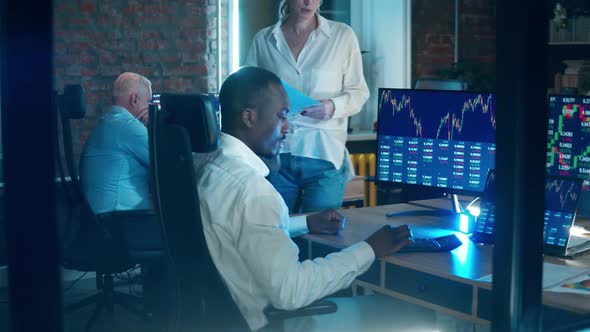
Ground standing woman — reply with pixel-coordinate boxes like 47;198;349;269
245;0;369;213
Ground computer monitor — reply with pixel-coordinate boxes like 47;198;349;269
546;95;590;217
543;176;583;250
376;88;497;200
152;92;161;105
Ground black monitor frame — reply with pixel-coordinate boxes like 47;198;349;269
375;88;497;201
546;94;590;219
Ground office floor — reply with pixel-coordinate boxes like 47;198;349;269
0;277;154;332
0;275;493;332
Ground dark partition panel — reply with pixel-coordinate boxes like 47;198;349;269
493;0;549;330
1;1;62;331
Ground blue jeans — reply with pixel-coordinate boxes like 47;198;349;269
267;153;347;214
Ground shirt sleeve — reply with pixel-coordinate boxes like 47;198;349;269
236;193;375;311
330;28;370;120
288;215;309;238
122;119;149;167
244;32;261;67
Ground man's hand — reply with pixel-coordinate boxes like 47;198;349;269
137;108;149;125
306;209;346;234
365;225;412;258
301;99;335;120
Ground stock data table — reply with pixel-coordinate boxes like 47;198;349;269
376;89;496;193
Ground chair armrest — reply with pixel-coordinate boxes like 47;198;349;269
96;209;157;223
264;299;337;321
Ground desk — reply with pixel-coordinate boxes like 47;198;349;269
299;202;590;325
342;176;364;208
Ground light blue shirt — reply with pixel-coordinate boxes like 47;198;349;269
80;105;150;214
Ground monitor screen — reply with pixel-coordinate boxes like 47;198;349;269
546;95;590;216
473;199;495;238
471;175;582;247
470;169;496;243
152;93;161;105
543;176;582;248
376;88;497;195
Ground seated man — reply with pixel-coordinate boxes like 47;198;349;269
80;72;152;213
193;66;412;331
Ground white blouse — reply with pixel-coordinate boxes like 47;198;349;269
246;14;369;171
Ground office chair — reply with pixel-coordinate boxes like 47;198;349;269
55;85;161;332
148;94;337;331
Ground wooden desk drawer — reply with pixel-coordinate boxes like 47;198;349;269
477;288;492;320
310;242;380;286
385;263;472;314
478;288;587;325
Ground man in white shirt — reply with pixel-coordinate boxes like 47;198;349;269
193;66;411;331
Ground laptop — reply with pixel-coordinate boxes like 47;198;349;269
470;173;590;257
470;169;496;245
543;176;589;258
470;199;496;244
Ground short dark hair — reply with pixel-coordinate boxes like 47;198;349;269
219;66;282;133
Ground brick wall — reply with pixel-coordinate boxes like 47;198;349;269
53;0;221;163
412;0;496;91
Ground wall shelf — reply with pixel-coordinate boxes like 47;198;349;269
547;43;590;89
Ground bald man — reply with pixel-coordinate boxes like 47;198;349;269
80;72;153;214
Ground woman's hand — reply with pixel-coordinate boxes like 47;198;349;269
301;99;335;120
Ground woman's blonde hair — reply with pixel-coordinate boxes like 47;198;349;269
278;0;322;19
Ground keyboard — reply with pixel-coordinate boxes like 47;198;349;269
397;234;463;253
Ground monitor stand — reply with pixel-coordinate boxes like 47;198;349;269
385;194;463;217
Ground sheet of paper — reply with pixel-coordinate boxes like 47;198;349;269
476;262;589;289
477;274;493;283
546;272;590;294
542;262;588;288
281;80;320;117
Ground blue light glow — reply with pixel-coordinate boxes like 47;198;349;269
459;213;470;233
451;232;471;265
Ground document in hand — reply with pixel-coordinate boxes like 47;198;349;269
281;80;320;117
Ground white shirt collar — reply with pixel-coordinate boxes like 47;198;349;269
109;104;129;114
269;14;331;43
220;133;270;177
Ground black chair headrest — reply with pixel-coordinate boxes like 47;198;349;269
159;93;220;153
58;85;86;119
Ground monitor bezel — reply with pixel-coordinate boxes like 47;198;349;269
374;87;497;197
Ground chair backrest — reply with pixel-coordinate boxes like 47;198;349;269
414;78;468;91
54;85;87;238
53;85;127;271
148;93;248;330
55;85;86;204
